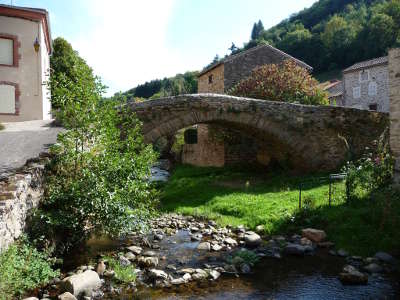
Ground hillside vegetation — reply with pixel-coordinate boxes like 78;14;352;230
112;0;400;100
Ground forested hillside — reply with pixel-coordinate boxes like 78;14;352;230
113;0;399;100
244;0;400;73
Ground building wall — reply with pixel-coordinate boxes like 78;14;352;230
223;46;306;91
181;124;225;167
343;64;389;112
0;15;51;122
198;64;224;93
389;48;400;184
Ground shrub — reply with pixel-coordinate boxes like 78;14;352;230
0;238;59;299
103;255;136;283
343;130;394;200
39;102;158;250
228;60;328;105
0;123;4;131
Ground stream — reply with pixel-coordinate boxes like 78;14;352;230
62;228;400;300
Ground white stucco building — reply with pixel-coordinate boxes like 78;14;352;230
0;4;52;122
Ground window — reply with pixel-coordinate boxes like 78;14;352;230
353;87;361;99
368;82;377;96
0;38;13;66
369;103;377;111
359;70;369;82
0;84;16;114
208;74;213;84
184;128;198;144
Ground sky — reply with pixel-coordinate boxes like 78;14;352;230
1;0;318;96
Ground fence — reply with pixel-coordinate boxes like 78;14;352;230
299;173;347;209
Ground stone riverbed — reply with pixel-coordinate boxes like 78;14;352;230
25;214;400;300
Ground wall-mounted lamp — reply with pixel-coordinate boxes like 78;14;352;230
34;37;40;53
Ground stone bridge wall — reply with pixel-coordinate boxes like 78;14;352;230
129;94;388;172
0;156;48;252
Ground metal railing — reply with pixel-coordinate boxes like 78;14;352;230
299;173;347;209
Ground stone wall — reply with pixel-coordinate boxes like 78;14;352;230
343;64;389;112
182;124;225;167
0;157;47;252
389;48;400;184
198;64;224;94
223;45;311;92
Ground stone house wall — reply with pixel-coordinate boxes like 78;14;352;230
389;48;400;183
182;124;225;167
0;157;47;252
198;64;224;94
343;64;389;112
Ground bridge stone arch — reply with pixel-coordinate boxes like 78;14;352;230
128;94;388;171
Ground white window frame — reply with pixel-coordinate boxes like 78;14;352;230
353;86;361;99
359;70;370;82
368;81;377;96
0;37;14;66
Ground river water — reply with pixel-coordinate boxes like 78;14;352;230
62;229;400;300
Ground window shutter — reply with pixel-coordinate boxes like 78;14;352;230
0;84;16;113
0;38;13;65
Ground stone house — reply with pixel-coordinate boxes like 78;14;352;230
319;80;344;106
182;45;312;167
198;44;312;94
0;4;52;122
342;56;389;112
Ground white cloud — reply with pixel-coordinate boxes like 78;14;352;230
71;0;178;96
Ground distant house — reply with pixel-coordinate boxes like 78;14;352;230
198;44;313;94
0;4;52;122
318;79;344;106
342;56;389;112
181;45;312;168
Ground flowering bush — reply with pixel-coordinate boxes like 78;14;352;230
228;60;328;105
343;132;394;200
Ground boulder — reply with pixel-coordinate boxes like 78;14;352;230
23;298;39;300
177;268;195;274
125;252;136;261
137;256;158;268
126;245;142;255
240;263;251;274
364;263;384;273
337;249;349;257
171;277;186;285
209;269;221;280
148;269;168;280
197;242;211;251
211;244;223;251
96;261;106;276
182;273;192;281
301;228;326;243
223;237;238;247
61;270;101;297
339;265;368;285
143;250;157;257
58;292;77;300
119;255;131;267
192;269;208;280
244;232;262;247
374;252;395;264
255;225;264;233
284;243;312;256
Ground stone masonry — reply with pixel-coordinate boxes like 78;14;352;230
389;48;400;183
129;94;388;172
343;61;389;112
0;156;47;252
198;64;224;94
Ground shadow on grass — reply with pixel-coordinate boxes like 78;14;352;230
159;164;400;256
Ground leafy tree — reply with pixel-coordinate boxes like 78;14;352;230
39;38;157;252
50;38;103;112
228;60;328;105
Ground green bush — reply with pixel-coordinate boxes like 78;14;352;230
0;239;59;300
229;60;328;105
343;132;393;201
103;255;136;283
0;123;4;131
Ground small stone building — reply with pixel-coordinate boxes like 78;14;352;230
198;44;312;94
182;45;312;167
319;80;344;106
342;56;389;112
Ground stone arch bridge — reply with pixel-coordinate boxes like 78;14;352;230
128;94;388;172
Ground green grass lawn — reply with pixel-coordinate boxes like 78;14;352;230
160;165;400;256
